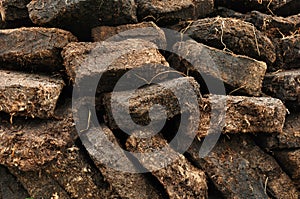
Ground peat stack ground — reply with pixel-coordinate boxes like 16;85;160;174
0;0;299;198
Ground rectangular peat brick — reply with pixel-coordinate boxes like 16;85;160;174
81;125;164;199
62;39;170;94
44;145;120;199
0;70;65;118
27;0;137;39
0;27;77;72
0;100;77;171
91;21;166;49
187;135;299;199
101;77;201;131
263;69;300;105
198;94;286;137
170;40;267;96
126;132;208;199
273;35;300;70
274;149;300;190
182;17;276;64
0;0;31;28
0;165;29;199
255;113;300;149
8;168;71;199
136;0;214;25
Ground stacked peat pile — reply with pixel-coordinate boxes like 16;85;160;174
0;0;299;198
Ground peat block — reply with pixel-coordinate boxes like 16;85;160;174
0;70;64;118
263;69;300;105
273;34;300;70
82;125;164;199
44;145;119;199
9;167;71;199
0;0;31;28
274;149;300;190
0;165;29;199
0;27;77;72
181;17;276;64
170;40;267;96
102;77;201;131
217;8;300;38
62;39;169;93
0;100;77;171
215;0;293;14
255;113;300;149
91;21;166;49
187;135;299;198
136;0;214;25
198;94;286;137
27;0;137;39
245;12;300;38
126;132;208;199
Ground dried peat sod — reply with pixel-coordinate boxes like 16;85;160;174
0;0;299;198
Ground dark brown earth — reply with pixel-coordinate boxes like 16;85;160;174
169;40;267;96
0;0;299;198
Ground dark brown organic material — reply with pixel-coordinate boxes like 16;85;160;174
187;135;299;199
27;0;137;39
0;165;29;199
0;70;64;118
181;17;276;64
91;21;166;49
62;39;170;93
198;94;286;137
126;132;208;199
170;40;267;96
263;69;300;105
0;101;77;171
44;145;119;199
82;125;165;199
136;0;214;25
102;77;201;131
215;0;293;14
255;113;300;149
273;35;300;70
0;27;77;72
0;0;31;28
9;168;71;199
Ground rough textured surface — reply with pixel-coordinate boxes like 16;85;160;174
0;165;29;199
136;0;214;25
255;113;300;149
181;17;276;64
216;8;300;40
0;70;64;118
0;27;77;72
187;135;299;199
274;149;300;190
62;39;170;93
44;144;119;199
9;167;71;199
126;132;208;199
245;12;300;38
198;94;286;138
215;0;293;14
0;0;31;28
91;21;166;48
170;40;267;96
273;35;300;70
102;77;201;130
263;69;300;105
81;125;164;199
0;100;77;171
27;0;137;39
273;0;300;16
